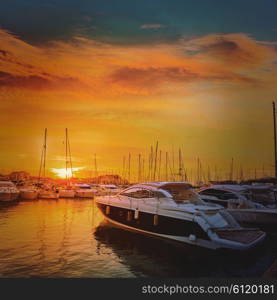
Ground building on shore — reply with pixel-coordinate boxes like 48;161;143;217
9;171;30;182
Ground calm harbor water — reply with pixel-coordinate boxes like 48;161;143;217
0;199;277;278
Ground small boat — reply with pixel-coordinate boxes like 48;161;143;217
75;184;96;198
19;188;38;200
198;184;277;232
95;182;265;250
0;181;19;202
58;128;76;199
38;188;59;199
241;177;277;205
59;188;76;198
99;184;121;195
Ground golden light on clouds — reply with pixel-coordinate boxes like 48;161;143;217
1;29;277;178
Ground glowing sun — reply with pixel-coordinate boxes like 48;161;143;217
51;167;84;178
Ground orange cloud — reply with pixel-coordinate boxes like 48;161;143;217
1;29;277;97
182;33;276;69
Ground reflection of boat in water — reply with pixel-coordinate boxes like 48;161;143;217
198;185;277;232
95;182;266;250
94;222;275;277
94;222;209;277
0;181;19;202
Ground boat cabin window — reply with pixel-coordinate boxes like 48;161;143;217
162;185;204;204
199;189;238;201
120;188;165;199
133;189;152;198
120;188;141;198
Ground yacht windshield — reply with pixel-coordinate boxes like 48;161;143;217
162;184;205;205
247;188;275;205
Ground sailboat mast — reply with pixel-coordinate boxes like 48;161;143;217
122;155;125;180
207;165;211;182
172;146;175;182
150;146;153;181
229;157;234;181
196;157;200;184
273;101;277;177
153;141;158;181
142;157;145;182
138;153;141;182
65;128;68;181
181;148;187;181
158;150;162;181
128;153;131;183
178;148;182;181
43;128;47;178
68;129;74;179
94;153;98;178
38;128;47;183
165;152;168;181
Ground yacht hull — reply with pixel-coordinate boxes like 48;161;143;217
38;191;59;199
20;190;38;200
96;202;265;250
103;214;219;249
0;192;19;202
59;190;76;198
75;190;94;198
96;202;229;250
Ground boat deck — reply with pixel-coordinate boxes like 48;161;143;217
216;230;264;244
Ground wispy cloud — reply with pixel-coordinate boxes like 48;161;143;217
0;29;276;97
140;24;166;29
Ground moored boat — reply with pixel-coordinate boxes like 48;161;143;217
38;189;59;199
59;188;76;198
198;184;277;232
75;184;96;198
99;184;122;195
19;188;38;200
0;181;19;202
95;182;266;250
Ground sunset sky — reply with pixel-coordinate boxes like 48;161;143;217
1;0;277;180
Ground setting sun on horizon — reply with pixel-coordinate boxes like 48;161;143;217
51;167;84;179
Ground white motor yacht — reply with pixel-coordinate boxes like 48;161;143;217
198;184;277;232
95;182;266;250
0;181;19;202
